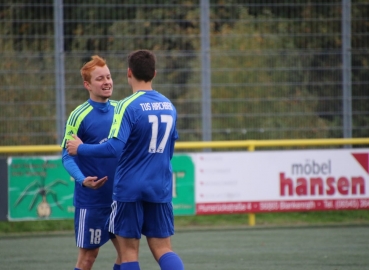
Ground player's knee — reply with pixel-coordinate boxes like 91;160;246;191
79;251;98;270
81;256;97;270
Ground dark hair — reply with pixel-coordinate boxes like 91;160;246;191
128;50;156;82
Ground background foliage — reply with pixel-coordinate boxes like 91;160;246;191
0;0;368;145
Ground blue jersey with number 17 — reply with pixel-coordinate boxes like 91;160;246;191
109;90;178;203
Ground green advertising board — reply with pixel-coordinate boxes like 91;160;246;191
171;155;196;215
7;154;195;221
8;156;74;221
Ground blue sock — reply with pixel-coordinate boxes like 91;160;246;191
120;261;140;270
158;252;184;270
113;264;121;270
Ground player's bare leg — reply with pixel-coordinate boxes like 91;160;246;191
147;237;184;270
111;237;122;269
146;237;172;261
75;247;99;270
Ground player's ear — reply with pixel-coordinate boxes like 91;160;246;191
127;68;132;78
83;81;90;90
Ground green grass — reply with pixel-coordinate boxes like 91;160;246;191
174;210;369;227
1;226;369;270
1;210;369;234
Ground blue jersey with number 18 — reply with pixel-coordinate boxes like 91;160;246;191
109;90;178;203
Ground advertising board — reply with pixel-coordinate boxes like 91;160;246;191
193;149;369;214
6;149;369;220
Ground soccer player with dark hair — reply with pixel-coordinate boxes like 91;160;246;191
66;50;184;270
61;55;121;270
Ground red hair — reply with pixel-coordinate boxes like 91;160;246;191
80;55;107;82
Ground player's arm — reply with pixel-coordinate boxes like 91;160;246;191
60;113;86;185
61;106;108;188
68;105;130;157
61;149;86;185
62;148;108;189
170;128;179;160
67;135;124;158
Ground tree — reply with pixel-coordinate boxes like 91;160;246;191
210;7;331;141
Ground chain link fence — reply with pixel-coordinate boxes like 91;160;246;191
0;0;368;146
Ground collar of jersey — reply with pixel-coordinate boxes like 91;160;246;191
88;98;110;112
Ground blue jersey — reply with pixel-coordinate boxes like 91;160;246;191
61;99;119;208
109;90;178;203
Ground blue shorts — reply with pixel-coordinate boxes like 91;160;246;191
74;207;115;249
108;201;174;239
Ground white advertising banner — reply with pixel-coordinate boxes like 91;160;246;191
192;149;369;214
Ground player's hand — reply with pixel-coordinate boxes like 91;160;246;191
82;176;108;189
66;134;83;155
